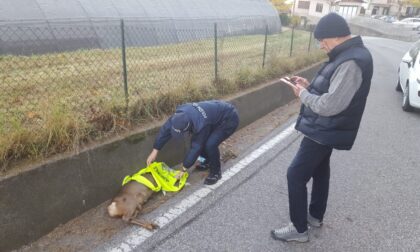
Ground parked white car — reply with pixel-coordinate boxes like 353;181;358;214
392;18;420;30
379;15;397;23
396;40;420;111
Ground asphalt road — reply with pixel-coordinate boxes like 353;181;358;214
100;37;420;252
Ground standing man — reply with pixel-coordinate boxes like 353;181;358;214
147;100;239;185
271;13;373;242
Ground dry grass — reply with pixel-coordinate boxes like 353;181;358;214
0;29;325;173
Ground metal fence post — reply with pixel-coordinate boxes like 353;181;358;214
214;22;218;82
262;24;268;68
289;25;295;57
121;19;129;109
308;29;313;52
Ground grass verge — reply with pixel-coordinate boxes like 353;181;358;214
0;29;325;174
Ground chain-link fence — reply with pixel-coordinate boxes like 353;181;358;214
0;18;321;170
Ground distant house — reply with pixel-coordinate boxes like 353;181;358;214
292;0;332;18
337;0;365;18
365;0;398;16
291;0;419;22
292;0;364;20
364;0;420;17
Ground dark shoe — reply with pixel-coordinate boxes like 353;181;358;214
271;223;309;242
195;163;210;171
204;172;222;185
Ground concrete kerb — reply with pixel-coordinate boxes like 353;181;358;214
0;62;322;251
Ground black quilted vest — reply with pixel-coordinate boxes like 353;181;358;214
295;36;373;150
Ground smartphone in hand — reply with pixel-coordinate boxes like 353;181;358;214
279;76;296;88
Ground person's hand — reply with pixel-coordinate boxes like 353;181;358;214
146;149;159;166
293;84;306;97
290;76;310;88
175;171;185;180
175;166;187;179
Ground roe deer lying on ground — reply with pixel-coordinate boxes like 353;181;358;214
107;173;159;230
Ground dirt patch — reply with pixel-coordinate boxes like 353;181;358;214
16;99;300;252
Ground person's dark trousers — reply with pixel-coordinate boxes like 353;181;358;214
287;136;333;233
202;111;239;175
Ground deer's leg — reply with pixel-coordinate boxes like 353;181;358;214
129;218;159;230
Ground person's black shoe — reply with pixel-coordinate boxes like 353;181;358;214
204;172;222;185
195;163;210;171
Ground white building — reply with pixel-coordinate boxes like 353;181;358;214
337;0;365;18
293;0;332;18
364;0;420;17
292;0;365;20
291;0;420;20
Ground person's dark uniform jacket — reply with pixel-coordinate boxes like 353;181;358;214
153;100;237;168
296;36;373;150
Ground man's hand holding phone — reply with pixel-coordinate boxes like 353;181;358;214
280;76;309;97
290;76;310;88
279;76;296;88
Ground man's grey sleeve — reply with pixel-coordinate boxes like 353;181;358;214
299;60;363;117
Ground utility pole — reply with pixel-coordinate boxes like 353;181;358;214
292;0;297;16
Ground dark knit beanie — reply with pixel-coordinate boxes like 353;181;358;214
314;13;351;40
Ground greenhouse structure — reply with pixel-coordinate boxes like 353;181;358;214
0;0;282;55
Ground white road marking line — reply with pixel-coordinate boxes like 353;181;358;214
106;123;296;251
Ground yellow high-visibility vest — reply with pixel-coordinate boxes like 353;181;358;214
122;162;188;192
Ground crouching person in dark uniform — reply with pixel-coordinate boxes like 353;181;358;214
146;100;239;185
